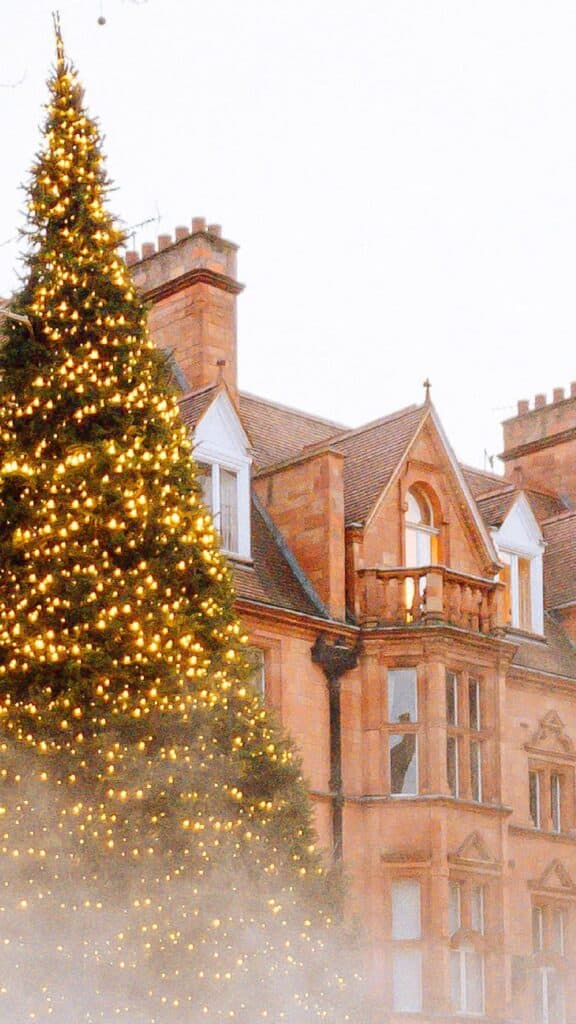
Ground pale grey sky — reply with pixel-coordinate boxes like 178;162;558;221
1;1;575;469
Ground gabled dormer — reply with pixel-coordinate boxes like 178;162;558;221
192;388;252;560
492;493;545;635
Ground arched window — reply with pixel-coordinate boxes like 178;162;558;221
405;487;439;567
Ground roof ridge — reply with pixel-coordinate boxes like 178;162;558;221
327;403;425;447
239;390;347;430
179;382;219;404
476;484;516;502
460;461;506;482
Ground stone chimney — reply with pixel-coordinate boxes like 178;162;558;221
126;218;243;394
501;383;576;501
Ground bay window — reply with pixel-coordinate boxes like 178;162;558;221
388;668;419;796
446;670;484;803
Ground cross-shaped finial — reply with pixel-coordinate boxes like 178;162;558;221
423;378;432;404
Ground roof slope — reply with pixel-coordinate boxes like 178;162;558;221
476;486;566;529
230;499;327;618
329;405;428;525
179;385;219;430
238;392;346;469
543;513;576;609
461;464;507;498
511;613;576;679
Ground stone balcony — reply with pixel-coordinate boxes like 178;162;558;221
356;565;505;633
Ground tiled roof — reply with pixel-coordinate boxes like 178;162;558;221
510;614;576;679
543;513;576;609
238;392;346;469
179;385;219;429
329;405;428;524
460;464;507;498
475;488;516;528
230;499;327;618
476;486;565;529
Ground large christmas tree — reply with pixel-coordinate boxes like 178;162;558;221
0;20;360;1023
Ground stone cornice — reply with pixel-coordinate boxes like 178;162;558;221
140;267;245;304
500;424;576;462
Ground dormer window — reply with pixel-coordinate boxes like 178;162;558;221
492;494;544;635
192;390;252;561
405;487;438;567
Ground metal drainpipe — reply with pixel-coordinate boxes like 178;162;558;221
311;634;359;863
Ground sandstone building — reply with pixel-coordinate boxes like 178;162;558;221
126;220;576;1024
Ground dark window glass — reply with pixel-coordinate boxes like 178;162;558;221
447;736;459;797
529;771;541;828
390;734;418;795
446;671;458;725
468;678;480;731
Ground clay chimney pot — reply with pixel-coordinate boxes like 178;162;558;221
571;381;576;398
175;226;189;242
207;224;222;237
192;217;206;233
534;393;546;409
125;250;138;266
553;387;565;403
517;400;529;415
158;234;172;251
141;242;156;259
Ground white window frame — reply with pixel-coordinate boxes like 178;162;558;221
536;967;566;1024
493;494;545;635
529;770;542;829
451;946;485;1016
192;391;252;560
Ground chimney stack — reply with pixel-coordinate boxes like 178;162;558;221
128;218;243;395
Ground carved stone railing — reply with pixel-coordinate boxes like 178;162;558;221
356;565;505;634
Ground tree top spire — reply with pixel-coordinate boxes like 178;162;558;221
52;10;65;67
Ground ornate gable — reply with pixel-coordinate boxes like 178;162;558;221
529;859;576;898
448;832;500;875
525;710;575;762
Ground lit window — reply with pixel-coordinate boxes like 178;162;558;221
500;550;537;632
391;880;423;1013
405;488;438;567
388;669;418;796
195;461;239;554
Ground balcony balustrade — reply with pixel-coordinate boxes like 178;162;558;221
356;565;505;634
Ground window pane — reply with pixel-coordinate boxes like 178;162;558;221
468;678;480;731
552;908;566;956
446;671;458;725
450;950;462;1010
548;970;566;1024
449;882;461;936
551;774;562;833
471;886;484;934
220;468;238;552
392;949;422;1012
532;906;544;953
392;881;421;939
518;556;532;631
388;668;417;723
529;771;541;828
196;461;213;510
465;950;484;1014
390;734;418;795
447;736;459;797
470;741;482;802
